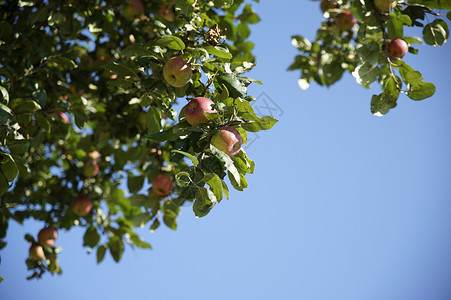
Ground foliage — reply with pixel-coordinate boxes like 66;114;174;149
0;0;276;279
289;0;450;116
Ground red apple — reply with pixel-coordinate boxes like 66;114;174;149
374;0;397;11
184;97;217;126
211;126;242;157
152;174;173;196
57;112;70;124
88;150;101;161
158;5;175;22
388;38;408;58
29;244;46;260
82;159;99;178
163;57;193;87
71;196;93;216
320;0;339;13
38;227;58;247
124;0;144;20
336;11;356;31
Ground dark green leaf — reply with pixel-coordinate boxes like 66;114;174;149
204;45;232;59
146;107;161;134
128;175;145;194
241;116;278;132
0;103;12;124
171;150;199;165
109;236;124;262
102;61;138;78
0;153;18;182
83;226;100;248
154;35;185;50
423;19;449;46
406;82;436;100
203;173;223;202
193;187;217;217
217;73;247;98
96;245;107;264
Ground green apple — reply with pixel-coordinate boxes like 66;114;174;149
82;159;99;178
29;244;46;260
336;11;356;31
388;38;408;58
71;196;93;216
184;97;217;126
163;57;193;87
374;0;397;11
211;126;242;157
38;227;58;247
152;174;173;196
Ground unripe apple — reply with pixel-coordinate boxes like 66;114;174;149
29;244;45;260
38;227;58;247
336;11;356;31
163;57;193;87
158;5;175;22
71;196;93;216
152;174;173;196
388;38;408;58
123;0;144;20
374;0;397;11
184;97;217;126
82;159;99;178
211;126;242;157
320;0;338;13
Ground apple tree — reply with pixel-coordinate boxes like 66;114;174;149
289;0;450;116
0;0;276;280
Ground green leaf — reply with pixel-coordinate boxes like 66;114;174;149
0;153;18;182
12;100;41;113
241;116;278;132
193;187;217;217
399;63;423;87
0;86;9;105
129;194;148;207
370;93;397;117
28;6;49;24
291;35;312;52
323;61;345;86
150;218;160;232
154;35;185;50
175;172;191;187
447;11;451;21
203;173;223;202
171;150;199;165
146;107;161;134
228;171;248;191
351;62;380;86
0;103;12;124
387;16;404;39
408;0;451;10
127;175;145;194
130;234;152;249
109;236;124;262
102;61;138;78
406;82;436;100
132;213;152;228
32;89;47;108
356;42;380;65
423;19;449;46
204;45;232;59
122;44;156;58
210;144;240;185
96;245;107;264
217;73;247;98
83;226;100;248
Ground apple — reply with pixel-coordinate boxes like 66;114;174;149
82;159;99;178
124;0;144;20
163;57;193;87
29;244;45;260
374;0;397;11
152;174;173;197
38;227;58;247
88;150;101;161
184;97;217;126
336;11;356;31
211;126;242;157
71;196;93;216
388;38;408;58
320;0;339;13
158;5;175;22
57;112;70;124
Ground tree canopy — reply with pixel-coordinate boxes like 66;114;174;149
0;0;449;281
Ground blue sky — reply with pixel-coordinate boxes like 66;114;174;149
1;1;451;300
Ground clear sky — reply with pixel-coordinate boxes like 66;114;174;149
2;1;451;300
